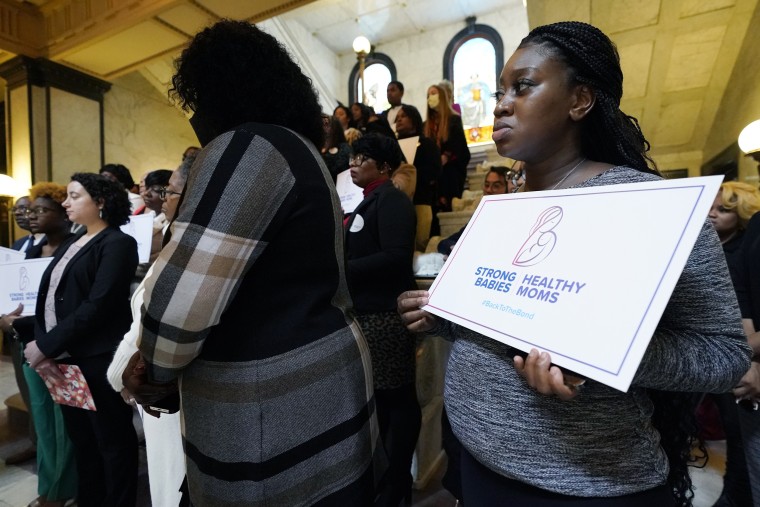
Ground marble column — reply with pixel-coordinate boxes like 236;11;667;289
0;56;111;190
0;57;110;242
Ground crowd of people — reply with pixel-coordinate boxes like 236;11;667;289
0;16;758;507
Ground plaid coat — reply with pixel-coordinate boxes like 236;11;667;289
138;123;381;506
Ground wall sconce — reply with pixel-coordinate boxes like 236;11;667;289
353;36;371;104
739;119;760;168
0;174;24;198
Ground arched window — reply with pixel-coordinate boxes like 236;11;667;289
348;53;396;114
443;20;504;145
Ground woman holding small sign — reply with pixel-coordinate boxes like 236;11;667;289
1;182;77;507
398;21;750;506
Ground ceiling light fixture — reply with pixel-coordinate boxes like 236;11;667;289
353;36;372;104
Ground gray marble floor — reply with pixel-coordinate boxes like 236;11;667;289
0;353;726;507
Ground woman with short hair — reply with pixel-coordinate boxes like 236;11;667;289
129;20;381;506
345;132;420;506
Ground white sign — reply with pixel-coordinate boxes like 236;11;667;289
398;136;419;166
0;246;25;263
336;169;364;214
0;258;54;315
120;212;154;263
424;176;723;391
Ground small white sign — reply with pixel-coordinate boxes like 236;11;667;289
120;212;154;263
424;176;723;391
0;257;54;315
336;169;364;214
398;136;419;166
0;246;26;263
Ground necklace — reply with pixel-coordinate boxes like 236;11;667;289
551;157;586;190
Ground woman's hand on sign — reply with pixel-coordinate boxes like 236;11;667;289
513;348;583;401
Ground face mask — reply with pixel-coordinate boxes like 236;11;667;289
427;94;440;109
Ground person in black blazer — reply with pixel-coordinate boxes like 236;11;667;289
24;173;138;507
395;104;442;249
345;133;421;506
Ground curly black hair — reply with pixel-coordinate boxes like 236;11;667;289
170;20;324;148
71;173;131;227
99;163;135;189
144;169;173;188
352;132;403;171
520;21;658;175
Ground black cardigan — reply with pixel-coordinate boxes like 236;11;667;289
735;213;760;329
33;227;137;359
345;180;416;313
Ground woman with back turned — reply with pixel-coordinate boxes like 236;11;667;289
128;20;381;506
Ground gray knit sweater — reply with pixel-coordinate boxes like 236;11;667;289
439;166;751;497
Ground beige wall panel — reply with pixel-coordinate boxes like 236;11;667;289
61;21;188;76
157;5;216;36
663;26;725;92
680;0;736;18
104;72;197;180
9;86;32;192
592;0;661;33
30;85;48;184
49;88;101;183
619;41;653;99
651;150;704;177
527;0;590;26
651;99;702;147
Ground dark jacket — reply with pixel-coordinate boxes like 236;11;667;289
408;135;441;207
345;180;416;313
12;234;34;252
34;227;137;359
735;213;760;329
428;114;471;203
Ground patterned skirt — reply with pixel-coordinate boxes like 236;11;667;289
355;310;417;390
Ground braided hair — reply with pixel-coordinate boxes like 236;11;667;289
523;22;703;506
520;21;658;175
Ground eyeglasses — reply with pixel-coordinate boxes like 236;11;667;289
145;186;165;196
11;206;28;213
349;154;373;166
158;188;183;200
24;207;56;216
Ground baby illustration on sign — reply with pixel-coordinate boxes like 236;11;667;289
513;206;563;267
19;266;30;291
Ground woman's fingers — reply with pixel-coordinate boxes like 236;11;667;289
397;290;437;333
514;348;580;400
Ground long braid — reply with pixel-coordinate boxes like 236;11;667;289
521;22;701;506
520;21;658;174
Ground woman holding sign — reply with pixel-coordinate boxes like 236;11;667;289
2;182;77;507
398;21;750;506
23;173;138;507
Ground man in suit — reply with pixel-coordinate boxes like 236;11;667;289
11;196;34;252
381;80;405;133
